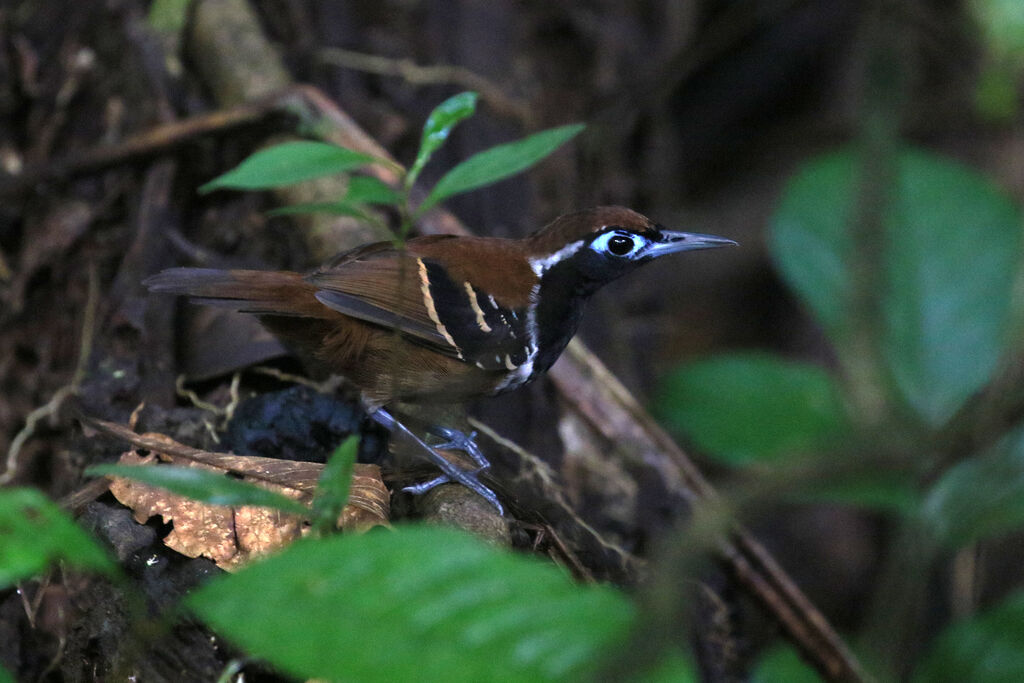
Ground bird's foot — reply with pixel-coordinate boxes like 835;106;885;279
369;408;503;515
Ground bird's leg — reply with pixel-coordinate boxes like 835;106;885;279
368;407;504;515
423;424;489;471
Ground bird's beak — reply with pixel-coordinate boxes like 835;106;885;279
645;230;739;258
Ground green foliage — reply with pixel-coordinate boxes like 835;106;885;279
146;0;191;33
406;91;479;189
187;525;634;682
0;663;13;683
922;424;1024;549
662;139;1024;680
751;645;823;683
309;436;358;536
971;1;1024;120
199;141;383;193
771;147;1021;426
200;91;583;238
0;488;116;588
658;353;849;465
913;591;1024;683
86;464;309;516
415;123;585;216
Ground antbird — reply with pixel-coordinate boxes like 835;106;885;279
146;206;736;514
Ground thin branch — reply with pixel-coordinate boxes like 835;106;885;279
318;47;533;126
1;264;98;485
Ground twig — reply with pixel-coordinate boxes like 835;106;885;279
318;47;533;126
1;264;98;484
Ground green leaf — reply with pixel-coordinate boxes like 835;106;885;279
407;91;479;189
87;464;309;517
771;146;1022;425
417;123;585;215
788;470;919;514
187;526;634;682
0;662;14;683
310;436;358;536
344;174;402;205
657;353;849;465
644;650;699;683
752;644;823;683
147;0;191;32
922;423;1024;548
199;141;381;193
972;0;1024;66
913;590;1024;683
267;201;371;219
0;488;116;588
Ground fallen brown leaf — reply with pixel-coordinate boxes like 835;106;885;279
87;416;389;571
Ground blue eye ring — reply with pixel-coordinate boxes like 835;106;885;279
591;230;644;258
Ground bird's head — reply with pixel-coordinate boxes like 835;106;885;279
525;206;736;293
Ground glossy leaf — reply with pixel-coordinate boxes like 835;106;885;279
187;526;633;682
407;91;479;189
418;123;585;215
658;353;849;465
913;590;1024;683
87;464;309;516
922;423;1024;548
267;201;370;219
0;488;116;588
771;147;1021;425
344;174;402;205
199;141;381;193
310;436;358;536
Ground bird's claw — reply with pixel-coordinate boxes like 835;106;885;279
370;408;503;515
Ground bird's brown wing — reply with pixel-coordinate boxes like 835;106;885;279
308;241;531;369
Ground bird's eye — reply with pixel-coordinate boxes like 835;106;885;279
592;230;643;258
608;235;635;256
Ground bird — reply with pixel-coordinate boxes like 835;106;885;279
145;206;736;514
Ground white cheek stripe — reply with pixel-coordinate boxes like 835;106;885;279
418;258;462;359
529;240;584;275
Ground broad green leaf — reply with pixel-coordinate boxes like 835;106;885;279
344;174;402;205
267;201;371;219
0;488;116;588
644;650;699;682
752;644;823;683
310;436;358;536
187;526;633;682
788;470;919;514
0;662;13;683
922;422;1024;548
658;353;849;465
913;590;1024;683
972;0;1024;65
771;146;1021;425
417;123;585;215
87;464;309;516
199;141;381;193
407;91;479;189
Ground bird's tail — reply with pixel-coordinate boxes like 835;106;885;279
144;268;323;317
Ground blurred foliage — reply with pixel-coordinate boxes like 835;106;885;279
188;526;635;682
0;488;117;588
661;141;1024;679
658;353;849;465
971;0;1024;119
913;590;1024;682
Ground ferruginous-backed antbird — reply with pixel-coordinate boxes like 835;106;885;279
145;206;737;514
